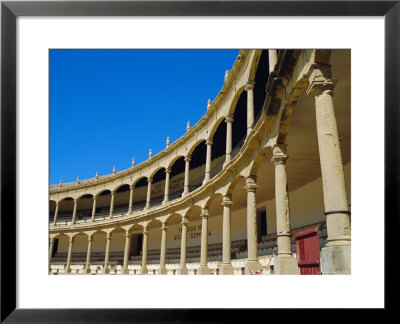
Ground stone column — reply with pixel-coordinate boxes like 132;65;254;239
71;199;78;224
49;237;55;271
224;115;234;165
204;139;213;183
53;203;59;225
220;195;234;274
91;196;97;222
269;49;278;73
245;81;255;135
123;232;131;274
244;176;263;274
128;185;134;214
65;236;74;274
178;217;188;275
145;178;152;210
307;62;351;274
104;233;112;274
159;224;168;274
108;192;115;220
163;168;171;204
199;208;210;275
141;228;149;274
183;156;191;196
271;144;298;274
85;235;93;274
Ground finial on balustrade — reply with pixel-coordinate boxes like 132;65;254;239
224;70;229;82
113;166;116;174
59;180;62;188
76;176;80;185
207;99;211;111
186;121;190;132
166;136;170;148
149;149;152;159
132;157;135;167
95;171;99;181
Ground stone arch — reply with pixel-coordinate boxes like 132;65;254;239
184;204;202;221
204;192;223;209
133;176;148;188
227;86;246;116
187;139;206;157
225;174;246;197
208;116;226;141
249;146;272;177
149;167;166;182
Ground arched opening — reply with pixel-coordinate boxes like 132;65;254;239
185;205;202;264
147;220;162;269
94;190;112;220
168;156;185;201
209;120;227;180
55;197;74;224
49;200;56;223
231;92;247;158
252;49;270;126
113;184;130;217
150;168;166;208
188;141;206;192
164;213;183;265
128;224;145;265
205;194;223;263
131;177;148;212
75;194;94;223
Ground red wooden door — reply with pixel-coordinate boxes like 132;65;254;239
295;227;321;275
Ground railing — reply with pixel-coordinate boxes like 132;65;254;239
231;134;247;159
251;108;263;129
169;189;183;202
189;175;204;193
210;155;226;179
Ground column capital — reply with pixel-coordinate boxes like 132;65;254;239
49;237;54;243
165;168;171;174
55;202;59;206
206;139;213;146
93;195;97;201
181;217;189;226
306;63;335;96
143;228;149;235
271;144;288;165
184;155;191;163
106;233;112;240
111;191;115;197
161;224;168;231
69;236;75;243
125;232;131;238
225;115;234;124
148;177;153;184
222;195;233;207
201;208;209;219
245;81;255;91
244;176;258;192
130;184;134;190
88;235;93;242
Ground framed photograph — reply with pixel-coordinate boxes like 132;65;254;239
1;0;397;321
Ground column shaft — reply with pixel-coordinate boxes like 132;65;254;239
199;209;210;274
178;218;188;274
246;82;255;135
204;140;213;183
183;156;191;196
145;179;152;210
53;203;59;225
141;229;148;274
222;197;232;264
49;238;55;265
71;200;78;224
245;177;258;261
225;116;233;164
109;192;115;220
269;49;278;73
65;237;74;273
85;236;93;273
104;234;111;274
123;233;131;274
128;185;134;214
163;169;171;204
91;197;97;222
159;225;167;274
272;145;292;256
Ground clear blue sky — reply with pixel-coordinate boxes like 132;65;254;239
50;49;239;185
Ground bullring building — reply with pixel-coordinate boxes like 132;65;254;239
49;49;351;275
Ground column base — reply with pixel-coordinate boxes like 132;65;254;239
321;241;351;275
85;268;91;274
122;268;129;275
140;267;148;275
104;268;110;274
177;266;188;275
199;265;210;275
219;263;234;275
159;267;167;275
244;260;263;275
275;254;298;275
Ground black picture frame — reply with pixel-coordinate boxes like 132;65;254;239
1;0;397;322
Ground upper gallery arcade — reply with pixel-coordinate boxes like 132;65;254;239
49;49;351;275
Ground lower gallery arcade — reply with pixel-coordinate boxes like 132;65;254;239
49;49;351;275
